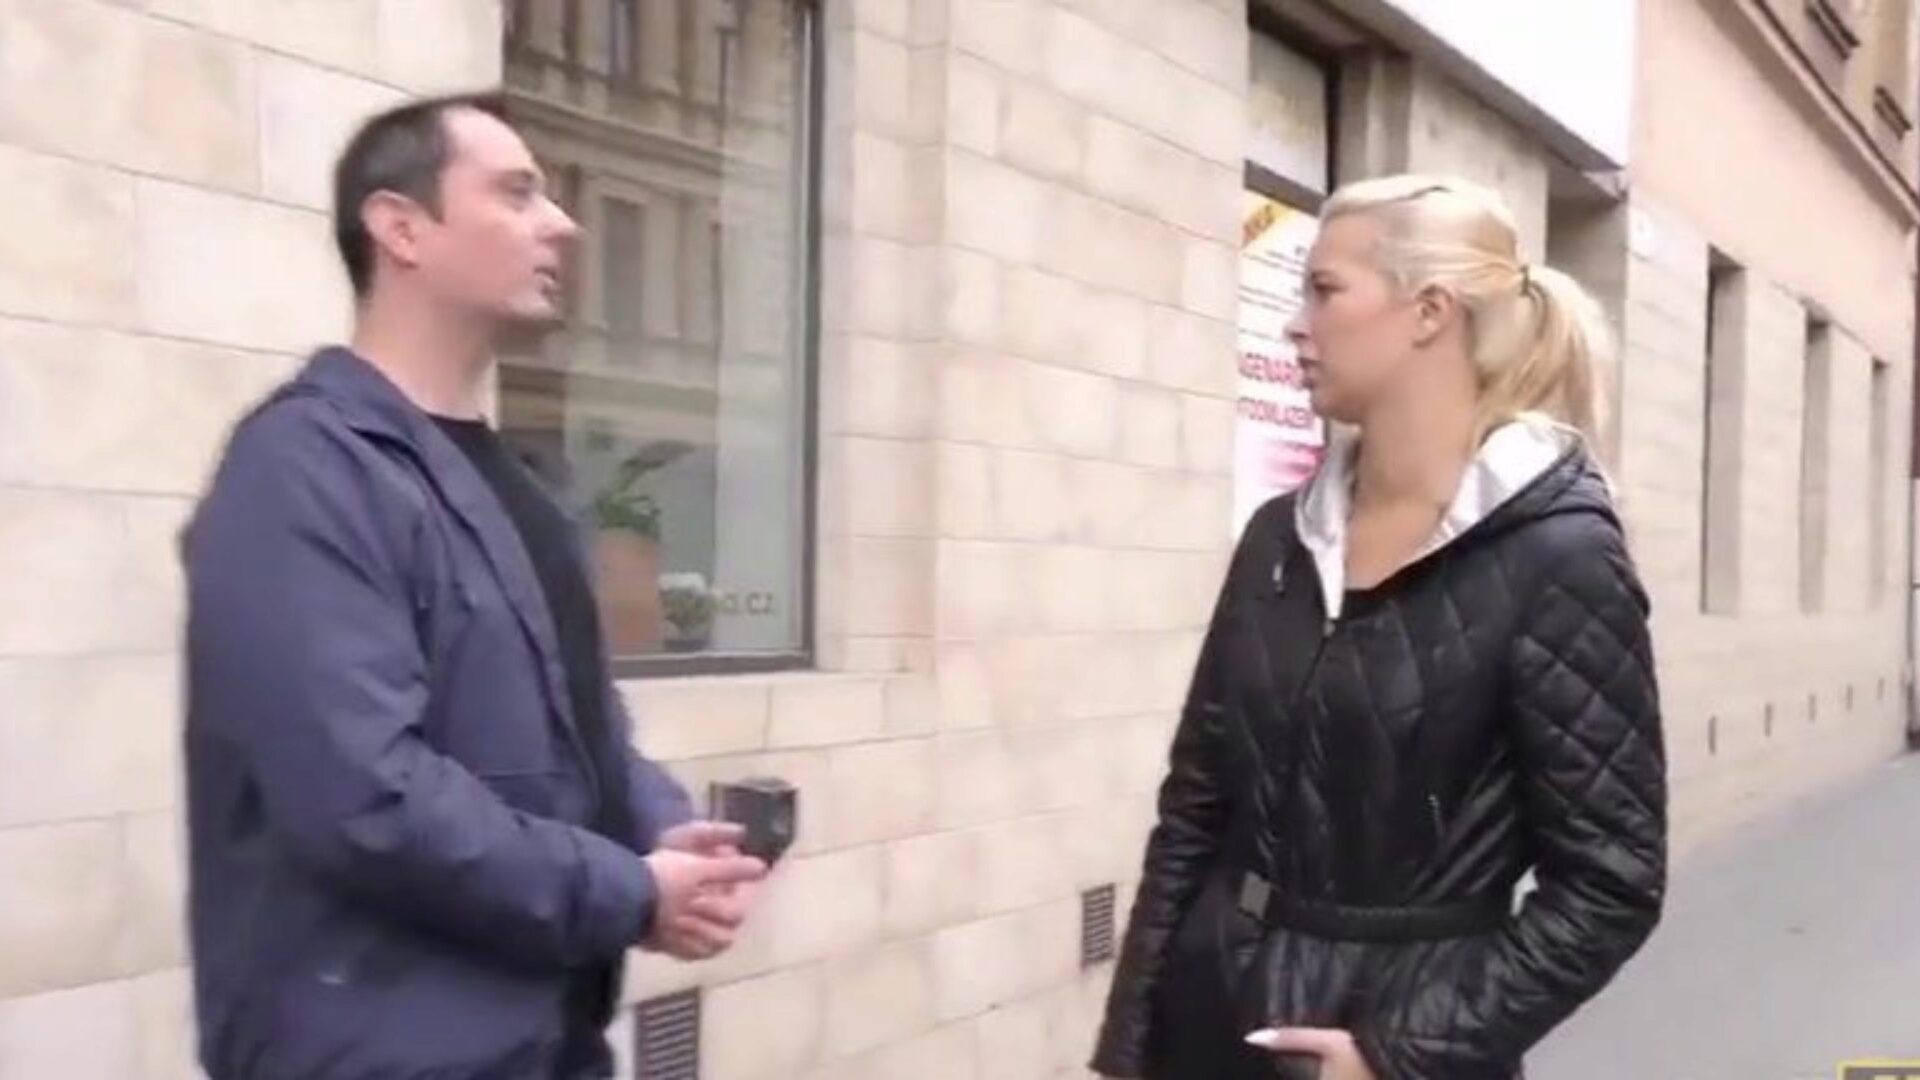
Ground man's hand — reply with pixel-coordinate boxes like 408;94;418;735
1245;1028;1377;1080
660;818;765;921
658;820;746;855
642;848;765;961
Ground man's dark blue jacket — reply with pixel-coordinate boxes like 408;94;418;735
183;348;693;1078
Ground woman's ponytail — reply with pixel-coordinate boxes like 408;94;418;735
1476;262;1612;445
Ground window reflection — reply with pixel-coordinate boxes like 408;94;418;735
501;0;814;661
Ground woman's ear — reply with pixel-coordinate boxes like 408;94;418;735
1412;283;1459;348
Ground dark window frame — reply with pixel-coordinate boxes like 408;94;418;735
1244;161;1327;215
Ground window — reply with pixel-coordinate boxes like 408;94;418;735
1702;252;1746;614
1808;0;1865;60
1245;30;1332;206
1801;315;1833;611
601;198;647;342
1872;0;1917;137
501;0;820;671
1871;356;1892;600
609;0;638;82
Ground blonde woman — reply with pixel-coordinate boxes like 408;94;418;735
1092;176;1666;1080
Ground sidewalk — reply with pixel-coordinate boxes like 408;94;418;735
1532;753;1920;1080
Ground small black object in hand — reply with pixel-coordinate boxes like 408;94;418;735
708;777;798;866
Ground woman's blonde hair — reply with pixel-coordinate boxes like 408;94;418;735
1321;174;1613;446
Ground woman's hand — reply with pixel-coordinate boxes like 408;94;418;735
1245;1027;1378;1080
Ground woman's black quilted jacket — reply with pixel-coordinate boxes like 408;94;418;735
1091;445;1667;1080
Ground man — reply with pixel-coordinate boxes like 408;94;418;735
183;92;765;1079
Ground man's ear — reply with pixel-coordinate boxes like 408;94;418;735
361;191;426;277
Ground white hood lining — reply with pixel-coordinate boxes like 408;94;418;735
1292;419;1577;621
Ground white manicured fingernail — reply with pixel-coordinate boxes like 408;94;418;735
1244;1029;1283;1049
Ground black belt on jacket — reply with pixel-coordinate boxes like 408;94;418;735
1234;871;1510;944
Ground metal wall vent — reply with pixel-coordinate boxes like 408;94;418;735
633;989;700;1080
1081;884;1117;967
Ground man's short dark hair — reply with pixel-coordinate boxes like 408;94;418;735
332;91;512;297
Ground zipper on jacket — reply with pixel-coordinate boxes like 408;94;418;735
1427;793;1446;844
1242;535;1337;882
1275;615;1338;879
1281;618;1337;728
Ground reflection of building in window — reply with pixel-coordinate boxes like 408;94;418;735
600;197;646;341
609;0;638;82
500;0;813;662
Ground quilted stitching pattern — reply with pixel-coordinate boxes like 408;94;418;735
1092;452;1667;1080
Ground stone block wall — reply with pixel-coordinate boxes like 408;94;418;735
0;2;499;1075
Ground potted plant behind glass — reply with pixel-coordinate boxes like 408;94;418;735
587;441;690;655
658;572;716;653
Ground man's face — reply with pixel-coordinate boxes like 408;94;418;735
411;107;577;329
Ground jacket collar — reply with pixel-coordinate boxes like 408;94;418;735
295;347;581;736
297;345;439;447
1294;417;1579;620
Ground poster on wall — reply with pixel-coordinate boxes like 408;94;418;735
1234;190;1326;536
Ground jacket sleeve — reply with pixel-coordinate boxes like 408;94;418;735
187;408;657;972
1090;544;1241;1077
1355;515;1667;1078
606;681;697;852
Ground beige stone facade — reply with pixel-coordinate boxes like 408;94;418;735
0;1;1915;1078
1622;0;1919;855
0;3;500;1076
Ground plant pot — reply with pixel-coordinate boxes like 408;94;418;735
592;528;665;654
664;629;711;654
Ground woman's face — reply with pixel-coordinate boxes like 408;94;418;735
1286;213;1429;425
